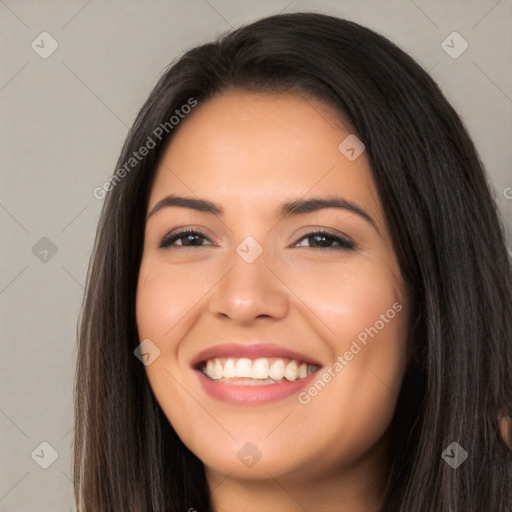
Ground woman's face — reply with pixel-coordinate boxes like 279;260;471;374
136;89;411;488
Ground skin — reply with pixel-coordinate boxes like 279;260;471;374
136;89;411;512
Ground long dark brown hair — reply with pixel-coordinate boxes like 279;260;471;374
73;12;512;511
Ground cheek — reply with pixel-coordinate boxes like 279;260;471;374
288;258;409;450
281;255;406;345
136;258;212;341
135;258;215;435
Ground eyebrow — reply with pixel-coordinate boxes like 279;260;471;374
147;194;377;230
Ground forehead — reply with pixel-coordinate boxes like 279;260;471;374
149;89;381;224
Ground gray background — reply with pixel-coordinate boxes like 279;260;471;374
1;0;511;510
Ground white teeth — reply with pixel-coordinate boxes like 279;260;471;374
234;358;252;378
252;358;269;379
268;359;285;380
202;356;319;383
284;361;298;381
228;378;277;386
213;358;223;380
223;358;235;378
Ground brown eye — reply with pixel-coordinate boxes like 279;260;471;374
160;229;211;248
294;231;356;250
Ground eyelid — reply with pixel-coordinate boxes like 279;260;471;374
292;225;354;242
159;227;216;248
291;230;356;250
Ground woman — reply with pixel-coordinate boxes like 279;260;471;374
74;12;512;512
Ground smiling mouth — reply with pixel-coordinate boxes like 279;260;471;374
200;357;320;385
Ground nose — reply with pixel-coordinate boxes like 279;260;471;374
207;244;290;325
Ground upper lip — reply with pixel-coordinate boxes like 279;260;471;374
191;343;323;369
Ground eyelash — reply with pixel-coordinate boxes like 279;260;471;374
159;229;356;251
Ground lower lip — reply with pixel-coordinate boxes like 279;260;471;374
195;369;320;404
